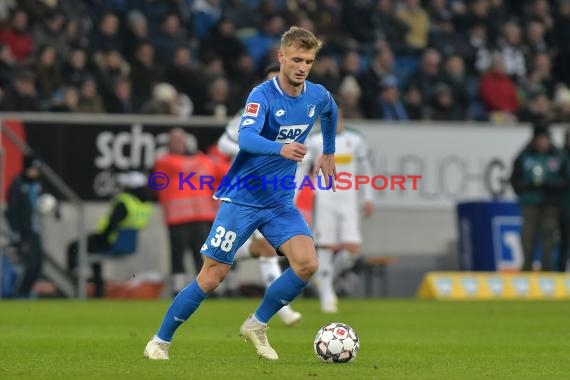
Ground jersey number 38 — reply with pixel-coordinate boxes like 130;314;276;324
211;226;237;252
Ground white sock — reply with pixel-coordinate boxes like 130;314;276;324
152;335;171;344
333;249;357;277
317;248;335;307
172;273;186;293
259;256;281;287
250;313;267;326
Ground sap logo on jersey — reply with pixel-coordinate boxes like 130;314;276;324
276;124;309;143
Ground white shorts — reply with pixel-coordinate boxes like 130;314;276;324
313;201;362;246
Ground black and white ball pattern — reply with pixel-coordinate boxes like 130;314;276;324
314;322;360;363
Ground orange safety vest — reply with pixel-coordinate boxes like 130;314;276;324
154;152;222;225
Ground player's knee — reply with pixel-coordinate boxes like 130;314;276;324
197;262;230;293
296;257;318;279
197;272;226;293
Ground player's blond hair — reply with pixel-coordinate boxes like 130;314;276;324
280;26;322;52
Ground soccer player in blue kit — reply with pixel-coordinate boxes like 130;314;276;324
144;26;338;361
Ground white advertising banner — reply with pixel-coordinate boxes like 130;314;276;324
347;122;566;209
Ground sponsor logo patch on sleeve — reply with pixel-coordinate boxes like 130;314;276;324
244;103;260;117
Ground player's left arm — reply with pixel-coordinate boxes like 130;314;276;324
314;91;338;191
356;136;375;219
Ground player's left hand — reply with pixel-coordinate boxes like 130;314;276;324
314;154;337;192
362;201;374;219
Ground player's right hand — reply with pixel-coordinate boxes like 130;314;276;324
280;142;307;161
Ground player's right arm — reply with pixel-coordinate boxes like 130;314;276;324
238;89;282;155
237;88;307;160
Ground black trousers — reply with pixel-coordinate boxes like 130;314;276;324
559;215;569;272
521;205;559;272
67;234;111;297
169;221;212;276
15;233;43;297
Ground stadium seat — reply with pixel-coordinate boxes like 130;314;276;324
88;229;139;264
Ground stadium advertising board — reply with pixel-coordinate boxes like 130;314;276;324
417;272;570;300
353;122;566;209
19;119;225;200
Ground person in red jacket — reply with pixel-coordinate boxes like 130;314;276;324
480;54;520;119
154;128;226;296
0;9;34;62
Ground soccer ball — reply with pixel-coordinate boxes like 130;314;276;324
37;194;57;215
313;322;360;363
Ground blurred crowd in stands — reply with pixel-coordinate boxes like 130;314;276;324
0;0;569;123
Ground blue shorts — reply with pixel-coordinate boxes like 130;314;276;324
200;201;313;265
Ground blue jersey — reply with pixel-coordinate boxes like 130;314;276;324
214;76;337;208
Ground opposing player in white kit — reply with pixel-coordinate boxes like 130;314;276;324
217;63;302;326
303;105;374;313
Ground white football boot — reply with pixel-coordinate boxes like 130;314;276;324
277;306;302;326
239;315;279;360
143;337;170;360
321;294;338;314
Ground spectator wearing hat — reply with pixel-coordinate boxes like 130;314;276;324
141;82;194;117
5;154;46;298
67;171;153;298
0;68;39;111
337;75;364;119
428;83;463;121
369;75;408;121
510;123;568;271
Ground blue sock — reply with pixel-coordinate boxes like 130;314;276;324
156;279;207;341
254;268;308;323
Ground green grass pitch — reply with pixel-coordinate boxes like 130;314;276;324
1;299;569;379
